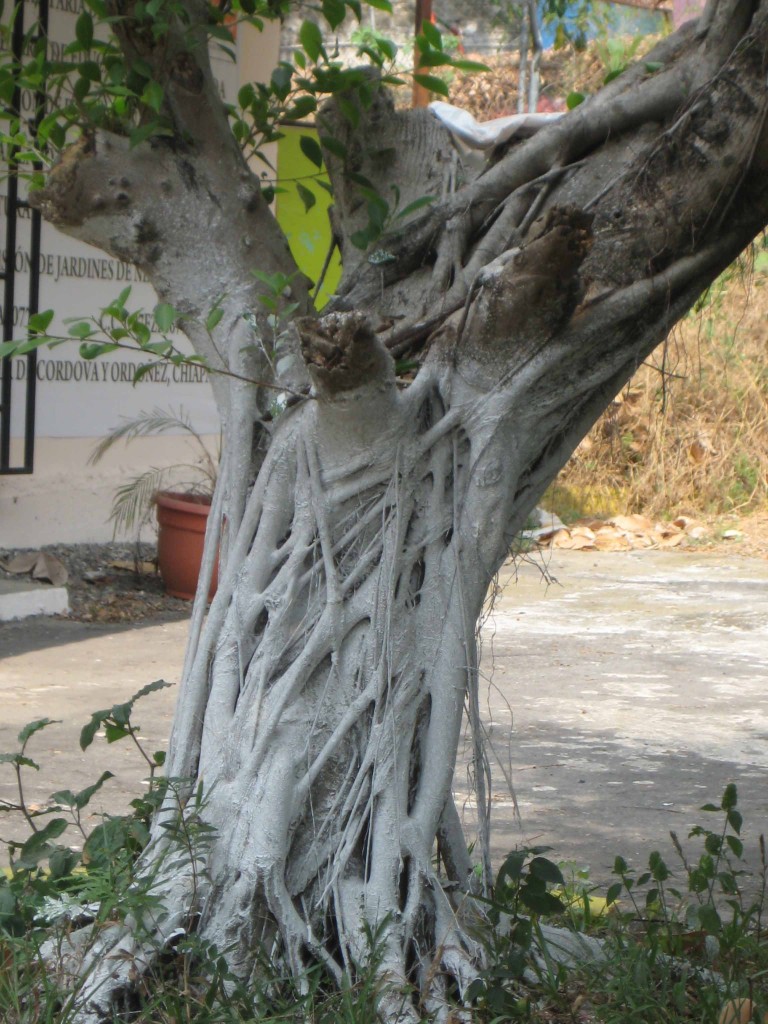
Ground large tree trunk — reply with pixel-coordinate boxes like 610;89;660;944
31;1;768;1019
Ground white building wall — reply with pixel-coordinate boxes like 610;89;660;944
1;6;280;547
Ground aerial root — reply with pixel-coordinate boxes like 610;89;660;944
431;213;472;297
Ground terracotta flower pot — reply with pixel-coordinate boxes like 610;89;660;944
155;491;218;601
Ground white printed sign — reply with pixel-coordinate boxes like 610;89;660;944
1;0;239;440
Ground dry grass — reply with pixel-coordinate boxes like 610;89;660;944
547;245;768;523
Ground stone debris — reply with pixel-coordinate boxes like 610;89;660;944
1;550;69;586
522;511;711;552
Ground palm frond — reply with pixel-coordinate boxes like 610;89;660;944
89;407;200;465
109;467;171;537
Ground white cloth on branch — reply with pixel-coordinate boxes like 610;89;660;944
429;100;564;150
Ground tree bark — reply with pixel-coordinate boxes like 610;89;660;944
30;2;768;1020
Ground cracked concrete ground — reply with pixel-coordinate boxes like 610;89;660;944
1;548;766;889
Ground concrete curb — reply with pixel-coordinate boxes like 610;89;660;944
0;578;69;621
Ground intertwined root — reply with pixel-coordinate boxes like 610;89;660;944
185;378;486;1008
68;370;492;1022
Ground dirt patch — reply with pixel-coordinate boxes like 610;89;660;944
0;543;190;624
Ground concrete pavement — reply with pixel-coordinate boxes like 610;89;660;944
1;548;766;889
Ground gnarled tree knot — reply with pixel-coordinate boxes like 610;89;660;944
296;311;395;399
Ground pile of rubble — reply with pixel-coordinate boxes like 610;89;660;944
521;511;721;552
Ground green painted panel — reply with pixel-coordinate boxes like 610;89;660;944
275;127;341;310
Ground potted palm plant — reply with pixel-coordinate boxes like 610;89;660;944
90;407;219;600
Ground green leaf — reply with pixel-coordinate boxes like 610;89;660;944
521;889;564;916
705;833;722;855
48;846;80;879
603;67;625;84
80;711;109;751
79;60;101;82
319;134;347;160
529;857;565;885
566;91;585;110
299;134;323;169
0;753;39;770
726;834;744;858
449;58;490;73
132;321;151;345
18;718;59;744
648;851;670;882
68;320;95;339
238;83;255;109
104;724;130;743
645;61;664;73
689;867;708;892
141;341;172;356
606;882;622;905
129;121;171;149
721;783;738;810
16;819;69;868
153;302;176;333
28;309;54;334
350;228;376;250
53;773;115;811
11;337;56;358
338;96;360;127
132;363;156;383
132;679;172;702
321;0;346;29
74;77;91;102
396;195;435;220
142;80;164;113
413;73;449;98
287;95;317;119
365;0;392;9
420;19;441;50
613;855;628;874
206;306;224;332
497;850;527;884
698;904;721;933
75;12;94;49
80;342;118;359
727;809;743;834
27;817;68;845
299;20;324;63
271;64;293;101
296;182;316;212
